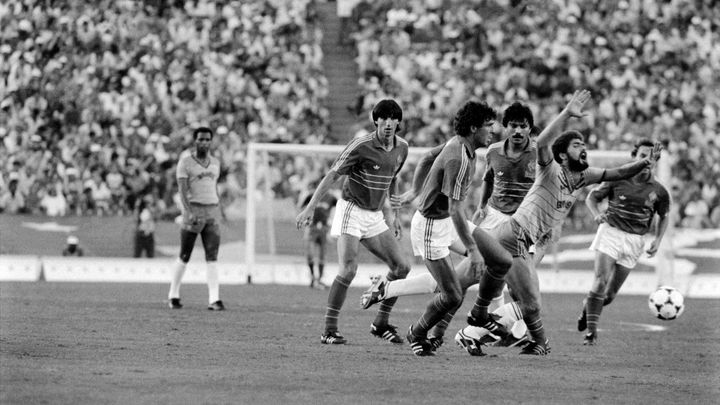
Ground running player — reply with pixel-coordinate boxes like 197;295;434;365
459;89;661;355
577;138;671;345
168;127;225;310
296;99;411;345
403;100;513;356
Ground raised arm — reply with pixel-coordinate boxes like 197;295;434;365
593;142;662;184
536;90;592;164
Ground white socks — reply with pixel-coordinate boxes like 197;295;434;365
384;273;437;299
168;258;187;299
206;261;219;304
168;259;220;305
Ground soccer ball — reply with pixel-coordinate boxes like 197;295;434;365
648;286;685;320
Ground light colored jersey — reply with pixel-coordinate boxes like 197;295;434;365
513;160;604;243
176;154;220;205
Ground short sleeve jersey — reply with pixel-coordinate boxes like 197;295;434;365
330;132;408;211
483;139;537;214
513;160;605;243
417;136;476;219
591;178;670;235
176;154;220;205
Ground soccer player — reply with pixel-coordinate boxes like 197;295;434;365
297;179;337;289
459;89;661;355
402;100;513;356
577;138;671;345
296;99;411;345
168;127;225;311
363;102;539;352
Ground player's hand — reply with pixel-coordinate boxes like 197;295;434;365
564;89;591;118
295;208;314;230
390;190;416;209
593;213;607;224
468;248;483;271
472;206;487;225
392;216;403;240
649;141;663;162
183;210;196;225
646;240;660;258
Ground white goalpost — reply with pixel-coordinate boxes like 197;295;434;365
244;142;672;285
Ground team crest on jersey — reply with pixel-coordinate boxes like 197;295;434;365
525;161;535;179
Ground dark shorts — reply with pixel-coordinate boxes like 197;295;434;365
183;204;221;234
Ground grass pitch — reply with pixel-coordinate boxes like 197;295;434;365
1;282;718;404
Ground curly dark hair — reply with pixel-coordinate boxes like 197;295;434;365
551;130;584;163
631;138;657;159
453;101;496;137
502;102;534;129
193;126;214;140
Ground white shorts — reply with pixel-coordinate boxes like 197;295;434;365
480;205;536;254
330;198;388;239
410;211;477;260
590;222;645;268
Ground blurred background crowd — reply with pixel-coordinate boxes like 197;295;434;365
1;0;718;229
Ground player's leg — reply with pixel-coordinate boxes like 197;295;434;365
316;233;328;288
411;257;463;336
467;225;513;326
304;231;315;288
168;229;199;308
426;257;478;344
201;222;223;310
603;264;632;306
361;229;410;342
504;256;550;354
584;252;616;339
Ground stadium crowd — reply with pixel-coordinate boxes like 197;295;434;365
0;0;328;217
347;0;719;228
1;0;718;229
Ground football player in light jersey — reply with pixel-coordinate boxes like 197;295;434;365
296;99;411;346
459;90;661;355
577;138;671;345
168;127;225;311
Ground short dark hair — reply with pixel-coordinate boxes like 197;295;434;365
502;102;534;128
631;138;656;159
552;130;584;163
453;101;496;137
371;99;403;123
193;126;214;140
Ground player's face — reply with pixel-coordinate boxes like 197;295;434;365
474;119;496;148
376;116;399;141
505;119;531;145
634;145;655;173
194;132;213;154
565;138;588;171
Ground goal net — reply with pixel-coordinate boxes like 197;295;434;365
243;142;674;285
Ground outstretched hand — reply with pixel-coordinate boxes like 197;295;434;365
650;141;663;162
564;89;592;118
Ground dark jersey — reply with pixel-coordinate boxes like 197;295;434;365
483;139;537;214
330;132;408;211
416;136;476;219
590;177;670;235
301;193;337;226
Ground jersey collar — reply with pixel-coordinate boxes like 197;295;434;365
457;136;476;159
500;137;533;156
372;132;396;150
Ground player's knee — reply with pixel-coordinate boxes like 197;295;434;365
392;260;411;279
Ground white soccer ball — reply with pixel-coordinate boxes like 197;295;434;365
648;286;685;320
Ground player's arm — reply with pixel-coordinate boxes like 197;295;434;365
471;167;494;224
450;198;482;269
391;143;443;208
177;177;193;222
535;89;592;164
586;183;611;224
295;170;342;229
647;185;672;257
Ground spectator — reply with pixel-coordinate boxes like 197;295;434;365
0;172;26;213
62;235;84;257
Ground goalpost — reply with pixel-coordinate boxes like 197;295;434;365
244;142;673;284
